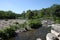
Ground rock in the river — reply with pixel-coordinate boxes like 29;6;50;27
46;33;57;40
15;28;27;33
36;38;41;40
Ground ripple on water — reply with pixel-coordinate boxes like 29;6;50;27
9;27;51;40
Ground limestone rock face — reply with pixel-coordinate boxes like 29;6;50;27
36;38;41;40
46;24;60;40
46;33;57;40
51;29;59;36
0;19;26;29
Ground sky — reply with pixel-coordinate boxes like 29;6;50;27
0;0;60;14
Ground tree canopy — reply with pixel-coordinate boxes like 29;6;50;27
0;4;60;20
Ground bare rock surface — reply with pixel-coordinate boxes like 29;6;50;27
0;19;26;29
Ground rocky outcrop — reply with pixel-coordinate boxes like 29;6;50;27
46;33;57;40
46;24;60;40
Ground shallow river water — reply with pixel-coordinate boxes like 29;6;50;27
10;27;51;40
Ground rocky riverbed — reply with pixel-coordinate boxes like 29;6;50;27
10;27;51;40
0;19;26;29
0;19;51;40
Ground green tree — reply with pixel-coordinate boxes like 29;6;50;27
26;10;34;19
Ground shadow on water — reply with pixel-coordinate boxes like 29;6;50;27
10;27;51;40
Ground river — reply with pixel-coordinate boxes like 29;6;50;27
9;27;51;40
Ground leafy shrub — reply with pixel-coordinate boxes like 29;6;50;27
55;19;60;24
19;22;27;28
28;19;42;29
0;27;17;40
10;25;19;30
0;30;8;40
4;28;16;38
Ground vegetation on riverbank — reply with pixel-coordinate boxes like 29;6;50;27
0;22;27;40
0;4;60;23
28;19;42;29
0;27;16;40
0;4;60;40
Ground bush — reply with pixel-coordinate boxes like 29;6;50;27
55;19;60;24
19;22;27;28
4;28;16;38
10;25;19;30
0;30;8;40
0;27;17;40
28;19;42;29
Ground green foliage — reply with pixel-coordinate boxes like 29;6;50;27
0;27;16;40
4;28;16;38
0;11;20;19
55;19;60;24
25;10;34;19
9;25;17;30
25;4;60;23
0;4;60;40
0;4;60;20
0;30;8;40
21;11;26;18
19;22;27;28
28;19;42;29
